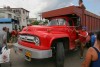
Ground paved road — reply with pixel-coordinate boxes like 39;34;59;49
1;43;88;67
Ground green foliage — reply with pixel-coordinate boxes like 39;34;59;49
31;20;48;25
31;20;40;25
43;20;48;25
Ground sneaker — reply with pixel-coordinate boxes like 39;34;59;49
80;57;83;59
74;47;78;51
74;48;78;51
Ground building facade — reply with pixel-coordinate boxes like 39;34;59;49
0;6;29;28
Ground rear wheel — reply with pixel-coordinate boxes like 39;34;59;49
56;42;65;67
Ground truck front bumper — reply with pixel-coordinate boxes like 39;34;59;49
13;43;52;59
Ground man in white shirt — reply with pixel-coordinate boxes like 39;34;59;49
0;27;7;54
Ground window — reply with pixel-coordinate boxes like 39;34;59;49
68;20;73;26
0;13;5;18
8;14;12;18
47;18;66;26
13;10;16;13
14;16;17;20
58;19;66;25
76;18;81;26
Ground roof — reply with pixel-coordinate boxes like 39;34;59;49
11;8;29;12
84;10;100;19
42;6;76;18
0;8;29;12
42;6;100;19
0;18;12;22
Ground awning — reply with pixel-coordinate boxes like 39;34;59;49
0;18;12;22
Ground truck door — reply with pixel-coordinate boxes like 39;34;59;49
67;19;77;50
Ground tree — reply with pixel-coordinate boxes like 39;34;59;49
31;20;40;25
31;20;48;25
43;20;48;25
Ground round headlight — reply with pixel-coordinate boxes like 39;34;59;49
34;37;40;46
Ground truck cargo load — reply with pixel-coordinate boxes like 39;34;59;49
42;6;100;33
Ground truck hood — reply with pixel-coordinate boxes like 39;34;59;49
22;25;52;32
20;25;67;35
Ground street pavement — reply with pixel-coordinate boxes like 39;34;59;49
1;43;88;67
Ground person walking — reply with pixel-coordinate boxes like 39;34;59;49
10;29;18;43
0;32;5;54
2;27;7;48
82;31;100;67
7;28;11;43
0;27;8;54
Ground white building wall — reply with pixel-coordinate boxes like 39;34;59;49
20;9;28;27
0;8;29;29
0;13;5;18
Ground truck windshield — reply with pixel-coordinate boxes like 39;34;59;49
47;18;66;26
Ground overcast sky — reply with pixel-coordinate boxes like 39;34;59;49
0;0;100;18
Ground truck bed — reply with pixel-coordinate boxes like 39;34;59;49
42;6;100;33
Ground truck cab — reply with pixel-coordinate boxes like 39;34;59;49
14;15;80;67
46;16;80;50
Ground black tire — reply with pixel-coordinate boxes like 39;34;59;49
56;42;65;67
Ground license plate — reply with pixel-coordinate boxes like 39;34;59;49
25;51;31;57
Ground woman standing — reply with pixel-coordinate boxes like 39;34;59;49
82;31;100;67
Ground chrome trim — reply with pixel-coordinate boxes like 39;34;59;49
19;35;34;43
13;43;52;59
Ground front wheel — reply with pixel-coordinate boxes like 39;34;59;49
56;42;65;67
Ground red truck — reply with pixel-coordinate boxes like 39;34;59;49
14;6;100;67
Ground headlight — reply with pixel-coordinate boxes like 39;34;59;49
34;37;40;46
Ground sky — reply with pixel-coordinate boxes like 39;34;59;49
0;0;100;18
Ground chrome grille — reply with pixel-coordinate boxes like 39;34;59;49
19;35;34;42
